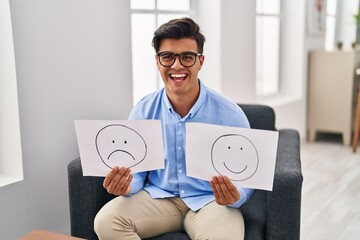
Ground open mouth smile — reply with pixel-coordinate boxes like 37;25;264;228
170;73;188;82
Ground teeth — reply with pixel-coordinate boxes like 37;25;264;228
171;73;186;78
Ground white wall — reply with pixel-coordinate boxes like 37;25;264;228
194;0;221;92
271;0;307;136
220;0;257;103
197;0;308;137
1;0;133;238
196;0;256;103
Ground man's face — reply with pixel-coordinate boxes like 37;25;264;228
156;38;204;100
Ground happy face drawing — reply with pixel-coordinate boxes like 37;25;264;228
211;134;259;181
95;125;147;169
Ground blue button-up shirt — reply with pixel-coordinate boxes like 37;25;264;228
129;80;254;211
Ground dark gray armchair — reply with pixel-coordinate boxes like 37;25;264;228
68;104;303;240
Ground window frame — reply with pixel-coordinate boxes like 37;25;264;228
255;0;283;98
0;0;24;187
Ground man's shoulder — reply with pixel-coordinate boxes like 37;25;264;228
135;88;164;108
205;87;241;113
130;89;165;119
200;84;249;127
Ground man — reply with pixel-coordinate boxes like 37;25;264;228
94;17;254;240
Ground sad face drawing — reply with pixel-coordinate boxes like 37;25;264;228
95;125;147;169
211;134;259;181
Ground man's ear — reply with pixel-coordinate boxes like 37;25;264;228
155;54;161;69
198;55;205;70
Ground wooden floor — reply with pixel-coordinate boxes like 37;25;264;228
301;133;360;240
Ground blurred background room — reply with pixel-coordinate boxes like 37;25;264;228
1;0;360;239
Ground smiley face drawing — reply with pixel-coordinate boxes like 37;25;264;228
95;124;147;169
211;134;259;181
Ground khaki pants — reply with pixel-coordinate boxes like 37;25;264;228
94;190;245;240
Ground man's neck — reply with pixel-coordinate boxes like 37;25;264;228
168;91;199;118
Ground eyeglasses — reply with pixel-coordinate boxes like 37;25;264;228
157;51;202;67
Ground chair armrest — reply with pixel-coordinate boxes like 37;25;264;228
68;158;115;240
266;129;303;240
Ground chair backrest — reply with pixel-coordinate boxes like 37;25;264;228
237;104;276;131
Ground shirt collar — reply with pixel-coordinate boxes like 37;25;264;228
162;89;174;114
162;79;207;119
188;80;207;119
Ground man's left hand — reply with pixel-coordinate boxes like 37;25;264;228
210;176;240;206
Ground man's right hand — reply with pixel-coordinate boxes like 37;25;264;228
103;166;133;196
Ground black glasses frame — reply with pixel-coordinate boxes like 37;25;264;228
157;51;202;67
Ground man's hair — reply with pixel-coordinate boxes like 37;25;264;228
152;17;206;54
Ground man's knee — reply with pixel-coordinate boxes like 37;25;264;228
94;208;111;239
188;222;244;240
94;207;121;239
94;202;135;239
184;203;245;240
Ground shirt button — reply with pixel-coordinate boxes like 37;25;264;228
178;122;182;127
177;146;181;151
181;190;185;194
179;169;183;173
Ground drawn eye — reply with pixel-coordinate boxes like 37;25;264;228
228;146;231;149
112;140;115;143
240;147;243;150
124;140;127;144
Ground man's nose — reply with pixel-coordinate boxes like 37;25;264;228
171;56;183;70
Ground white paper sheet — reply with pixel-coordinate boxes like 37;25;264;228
186;123;278;191
75;120;164;176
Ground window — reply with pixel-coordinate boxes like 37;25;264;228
256;0;282;97
131;0;192;104
325;0;337;51
0;0;23;187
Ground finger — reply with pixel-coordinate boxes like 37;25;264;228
211;176;221;194
210;179;221;201
113;168;131;190
103;166;119;188
108;167;129;191
217;176;233;201
212;176;226;202
224;177;240;200
120;174;133;195
218;176;238;204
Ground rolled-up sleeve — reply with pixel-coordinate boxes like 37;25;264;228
129;172;147;195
